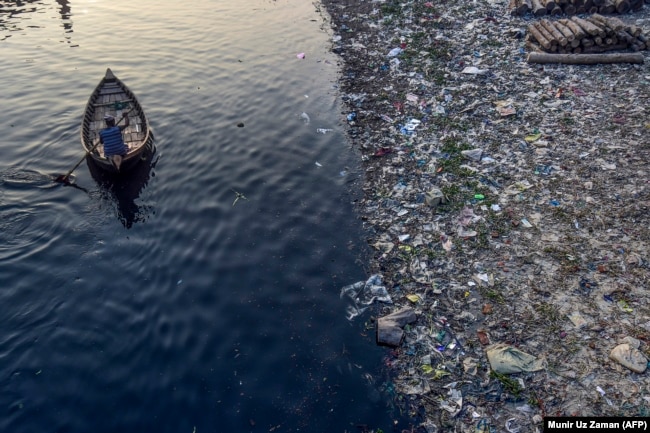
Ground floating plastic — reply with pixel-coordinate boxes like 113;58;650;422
340;274;392;321
387;47;403;57
609;343;648;373
399;118;421;135
461;66;487;74
440;384;463;416
324;0;650;427
567;311;588;328
486;343;546;374
406;294;420;303
524;132;542;142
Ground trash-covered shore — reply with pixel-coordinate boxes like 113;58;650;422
320;0;650;431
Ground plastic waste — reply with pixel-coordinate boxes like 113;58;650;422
524;132;542;142
486;343;546;374
475;419;494;433
461;66;487;74
617;299;633;313
399;118;421;135
377;307;416;346
609;343;648;373
439;383;463;416
325;0;650;427
300;112;311;124
406;294;420;303
461;148;483;161
387;47;403;57
567;311;587;328
425;188;445;207
340;274;392;321
423;420;438;433
596;386;613;406
403;377;430;395
505;418;520;433
497;106;516;117
463;357;478;375
406;93;419;104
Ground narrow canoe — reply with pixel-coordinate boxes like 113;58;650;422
80;68;152;172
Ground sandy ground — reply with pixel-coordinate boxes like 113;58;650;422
320;0;650;431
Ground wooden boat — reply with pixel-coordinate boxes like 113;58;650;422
80;68;152;172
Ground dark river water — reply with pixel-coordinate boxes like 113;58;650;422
0;1;402;432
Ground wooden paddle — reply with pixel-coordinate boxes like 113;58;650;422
55;110;132;184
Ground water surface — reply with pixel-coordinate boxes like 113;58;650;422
0;1;399;432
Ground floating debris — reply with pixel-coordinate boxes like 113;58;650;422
323;0;650;429
231;189;248;206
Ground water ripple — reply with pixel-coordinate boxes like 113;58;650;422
0;1;401;432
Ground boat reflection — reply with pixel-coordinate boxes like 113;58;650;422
56;0;75;45
0;0;74;44
87;144;158;229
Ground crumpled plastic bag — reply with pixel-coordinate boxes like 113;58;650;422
403;377;431;395
609;343;648;373
340;274;392;321
461;66;487;75
439;382;463;416
486;343;546;374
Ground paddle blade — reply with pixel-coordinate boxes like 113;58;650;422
54;174;74;185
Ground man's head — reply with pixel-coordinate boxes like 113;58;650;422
104;114;116;127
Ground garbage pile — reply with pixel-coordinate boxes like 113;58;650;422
322;0;650;431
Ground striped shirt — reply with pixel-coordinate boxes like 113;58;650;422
99;126;127;156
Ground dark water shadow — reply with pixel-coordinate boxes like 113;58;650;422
87;144;158;229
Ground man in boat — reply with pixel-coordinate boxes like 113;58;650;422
99;112;130;171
